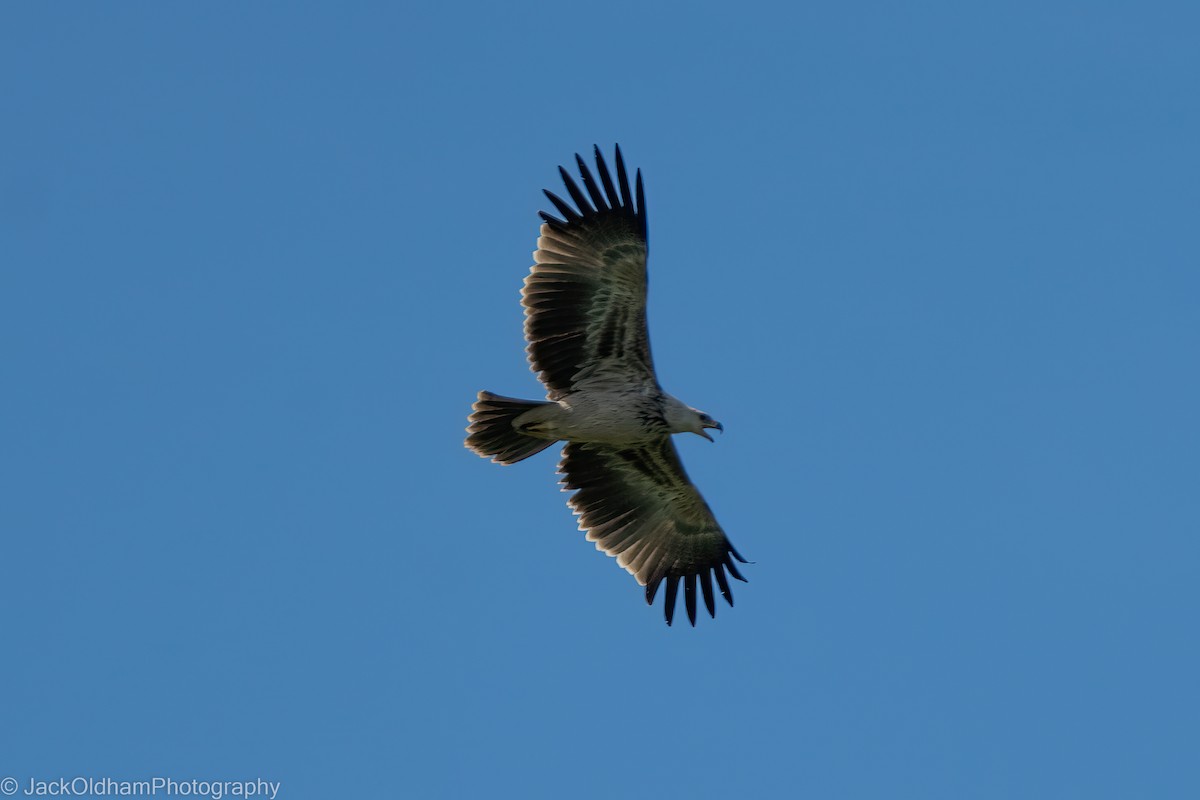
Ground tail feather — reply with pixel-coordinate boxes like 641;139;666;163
465;391;557;464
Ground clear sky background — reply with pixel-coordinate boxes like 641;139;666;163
3;2;1197;798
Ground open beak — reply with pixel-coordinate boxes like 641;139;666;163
699;419;724;442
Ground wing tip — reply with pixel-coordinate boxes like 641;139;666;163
651;567;735;625
536;144;645;239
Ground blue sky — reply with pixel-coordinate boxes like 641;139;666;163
3;2;1197;798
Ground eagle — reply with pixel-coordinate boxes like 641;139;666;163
465;145;748;626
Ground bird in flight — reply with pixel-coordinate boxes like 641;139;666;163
465;145;748;626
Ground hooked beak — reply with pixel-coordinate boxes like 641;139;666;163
699;419;724;442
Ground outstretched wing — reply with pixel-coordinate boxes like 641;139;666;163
523;145;656;400
559;439;748;626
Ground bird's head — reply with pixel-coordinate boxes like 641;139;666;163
663;395;723;441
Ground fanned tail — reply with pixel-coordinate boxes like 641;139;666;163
465;391;557;464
